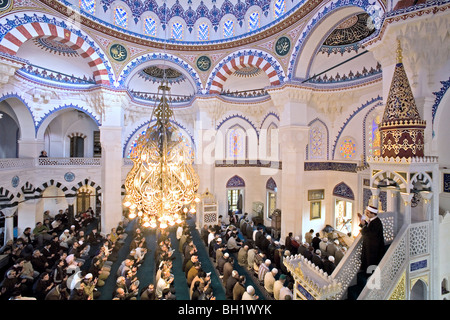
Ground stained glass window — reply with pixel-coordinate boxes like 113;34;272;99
198;23;209;41
80;0;95;15
171;22;183;41
367;115;381;157
228;127;245;158
339;138;356;158
248;12;260;31
273;0;286;19
114;7;128;29
309;126;324;159
223;20;234;38
144;17;157;36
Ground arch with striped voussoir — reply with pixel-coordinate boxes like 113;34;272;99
208;52;283;94
17;181;38;200
410;172;433;192
0;186;17;206
34;180;70;197
371;170;408;193
0;19;111;85
71;179;102;194
67;132;87;139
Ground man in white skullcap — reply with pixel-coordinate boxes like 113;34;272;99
242;285;258;300
264;267;278;295
358;205;385;274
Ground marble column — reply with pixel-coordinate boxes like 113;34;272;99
17;197;43;236
2;206;17;245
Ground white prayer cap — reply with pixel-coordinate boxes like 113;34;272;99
217;238;222;242
284;250;291;256
294;236;300;241
328;256;335;262
85;273;93;279
323;237;328;242
266;235;271;240
265;259;271;265
64;229;69;233
246;286;255;294
78;241;83;245
315;249;321;255
366;205;378;214
334;240;339;245
271;268;278;275
274;241;279;245
224;252;229;258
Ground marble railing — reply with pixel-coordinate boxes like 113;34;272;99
37;157;101;166
0;158;35;170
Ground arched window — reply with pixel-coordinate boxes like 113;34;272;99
171;21;184;41
223;19;234;38
114;6;128;29
226;175;245;215
333;182;354;234
273;0;286;19
248;11;260;32
227;125;246;159
266;178;277;218
144;17;157;36
80;0;95;15
198;23;209;41
367;114;382;158
68;133;86;157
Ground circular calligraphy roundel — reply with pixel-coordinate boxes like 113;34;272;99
275;36;291;57
196;55;211;72
109;43;128;62
0;0;13;13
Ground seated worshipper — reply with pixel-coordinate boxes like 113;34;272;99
260;235;272;256
247;246;257;271
312;249;325;270
225;270;240;300
31;249;51;274
33;222;53;247
323;256;336;275
216;252;229;275
189;271;211;299
222;256;235;286
237;245;249;268
273;274;286;300
279;281;294;300
0;269;29;299
184;253;199;278
45;282;70;300
87;228;103;247
51;258;68;285
156;270;175;300
335;246;347;265
242;285;259;300
33;272;55;300
253;251;266;276
140;283;156;300
264;267;278;296
258;259;271;284
227;233;242;253
191;280;206;301
233;275;246;301
59;229;74;250
187;262;202;288
304;246;314;261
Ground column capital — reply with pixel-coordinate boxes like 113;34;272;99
267;84;312;110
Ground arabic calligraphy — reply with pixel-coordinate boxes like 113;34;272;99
196;55;211;72
275;36;290;56
109;43;128;62
0;0;12;11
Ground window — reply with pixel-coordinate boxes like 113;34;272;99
227;126;245;159
367;115;381;157
223;19;234;38
266;178;277;218
273;0;286;19
171;22;184;41
144;17;157;36
80;0;95;15
70;136;85;157
248;11;260;31
114;6;128;29
226;175;245;214
198;23;209;41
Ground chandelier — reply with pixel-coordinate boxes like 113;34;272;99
123;76;200;229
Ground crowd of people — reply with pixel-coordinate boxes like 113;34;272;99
0;207;128;300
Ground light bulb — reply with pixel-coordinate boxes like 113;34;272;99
129;212;136;219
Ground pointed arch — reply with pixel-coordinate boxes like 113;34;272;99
308;117;329;160
333;182;354;200
35;179;70;197
226;175;245;188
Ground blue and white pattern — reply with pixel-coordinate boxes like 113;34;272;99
64;172;75;182
80;0;95;15
144;17;157;36
226;175;245;188
171;22;183;40
114;6;128;29
248;11;260;31
333;182;354;200
223;19;234;38
273;0;286;19
198;23;209;41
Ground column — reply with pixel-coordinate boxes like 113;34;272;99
17;197;44;236
2;206;17;245
269;86;311;243
98;89;125;235
65;194;76;227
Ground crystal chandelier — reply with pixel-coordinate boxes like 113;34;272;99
123;77;200;229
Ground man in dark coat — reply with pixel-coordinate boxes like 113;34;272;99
358;206;385;274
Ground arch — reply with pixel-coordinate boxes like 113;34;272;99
371;170;408;193
0;94;36;139
226;175;245;188
411;279;428;300
34;179;70;197
35;103;101;140
122;119;195;158
207;49;285;94
16;181;36;200
331;96;382;159
0;186;16;204
333;182;354;200
410;172;433;191
0;13;113;85
70;178;102;194
363;103;384;162
266;177;277;191
116;52;202;91
288;0;386;80
260;111;280;129
432;77;450;136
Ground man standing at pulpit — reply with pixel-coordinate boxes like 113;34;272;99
358;205;385;274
